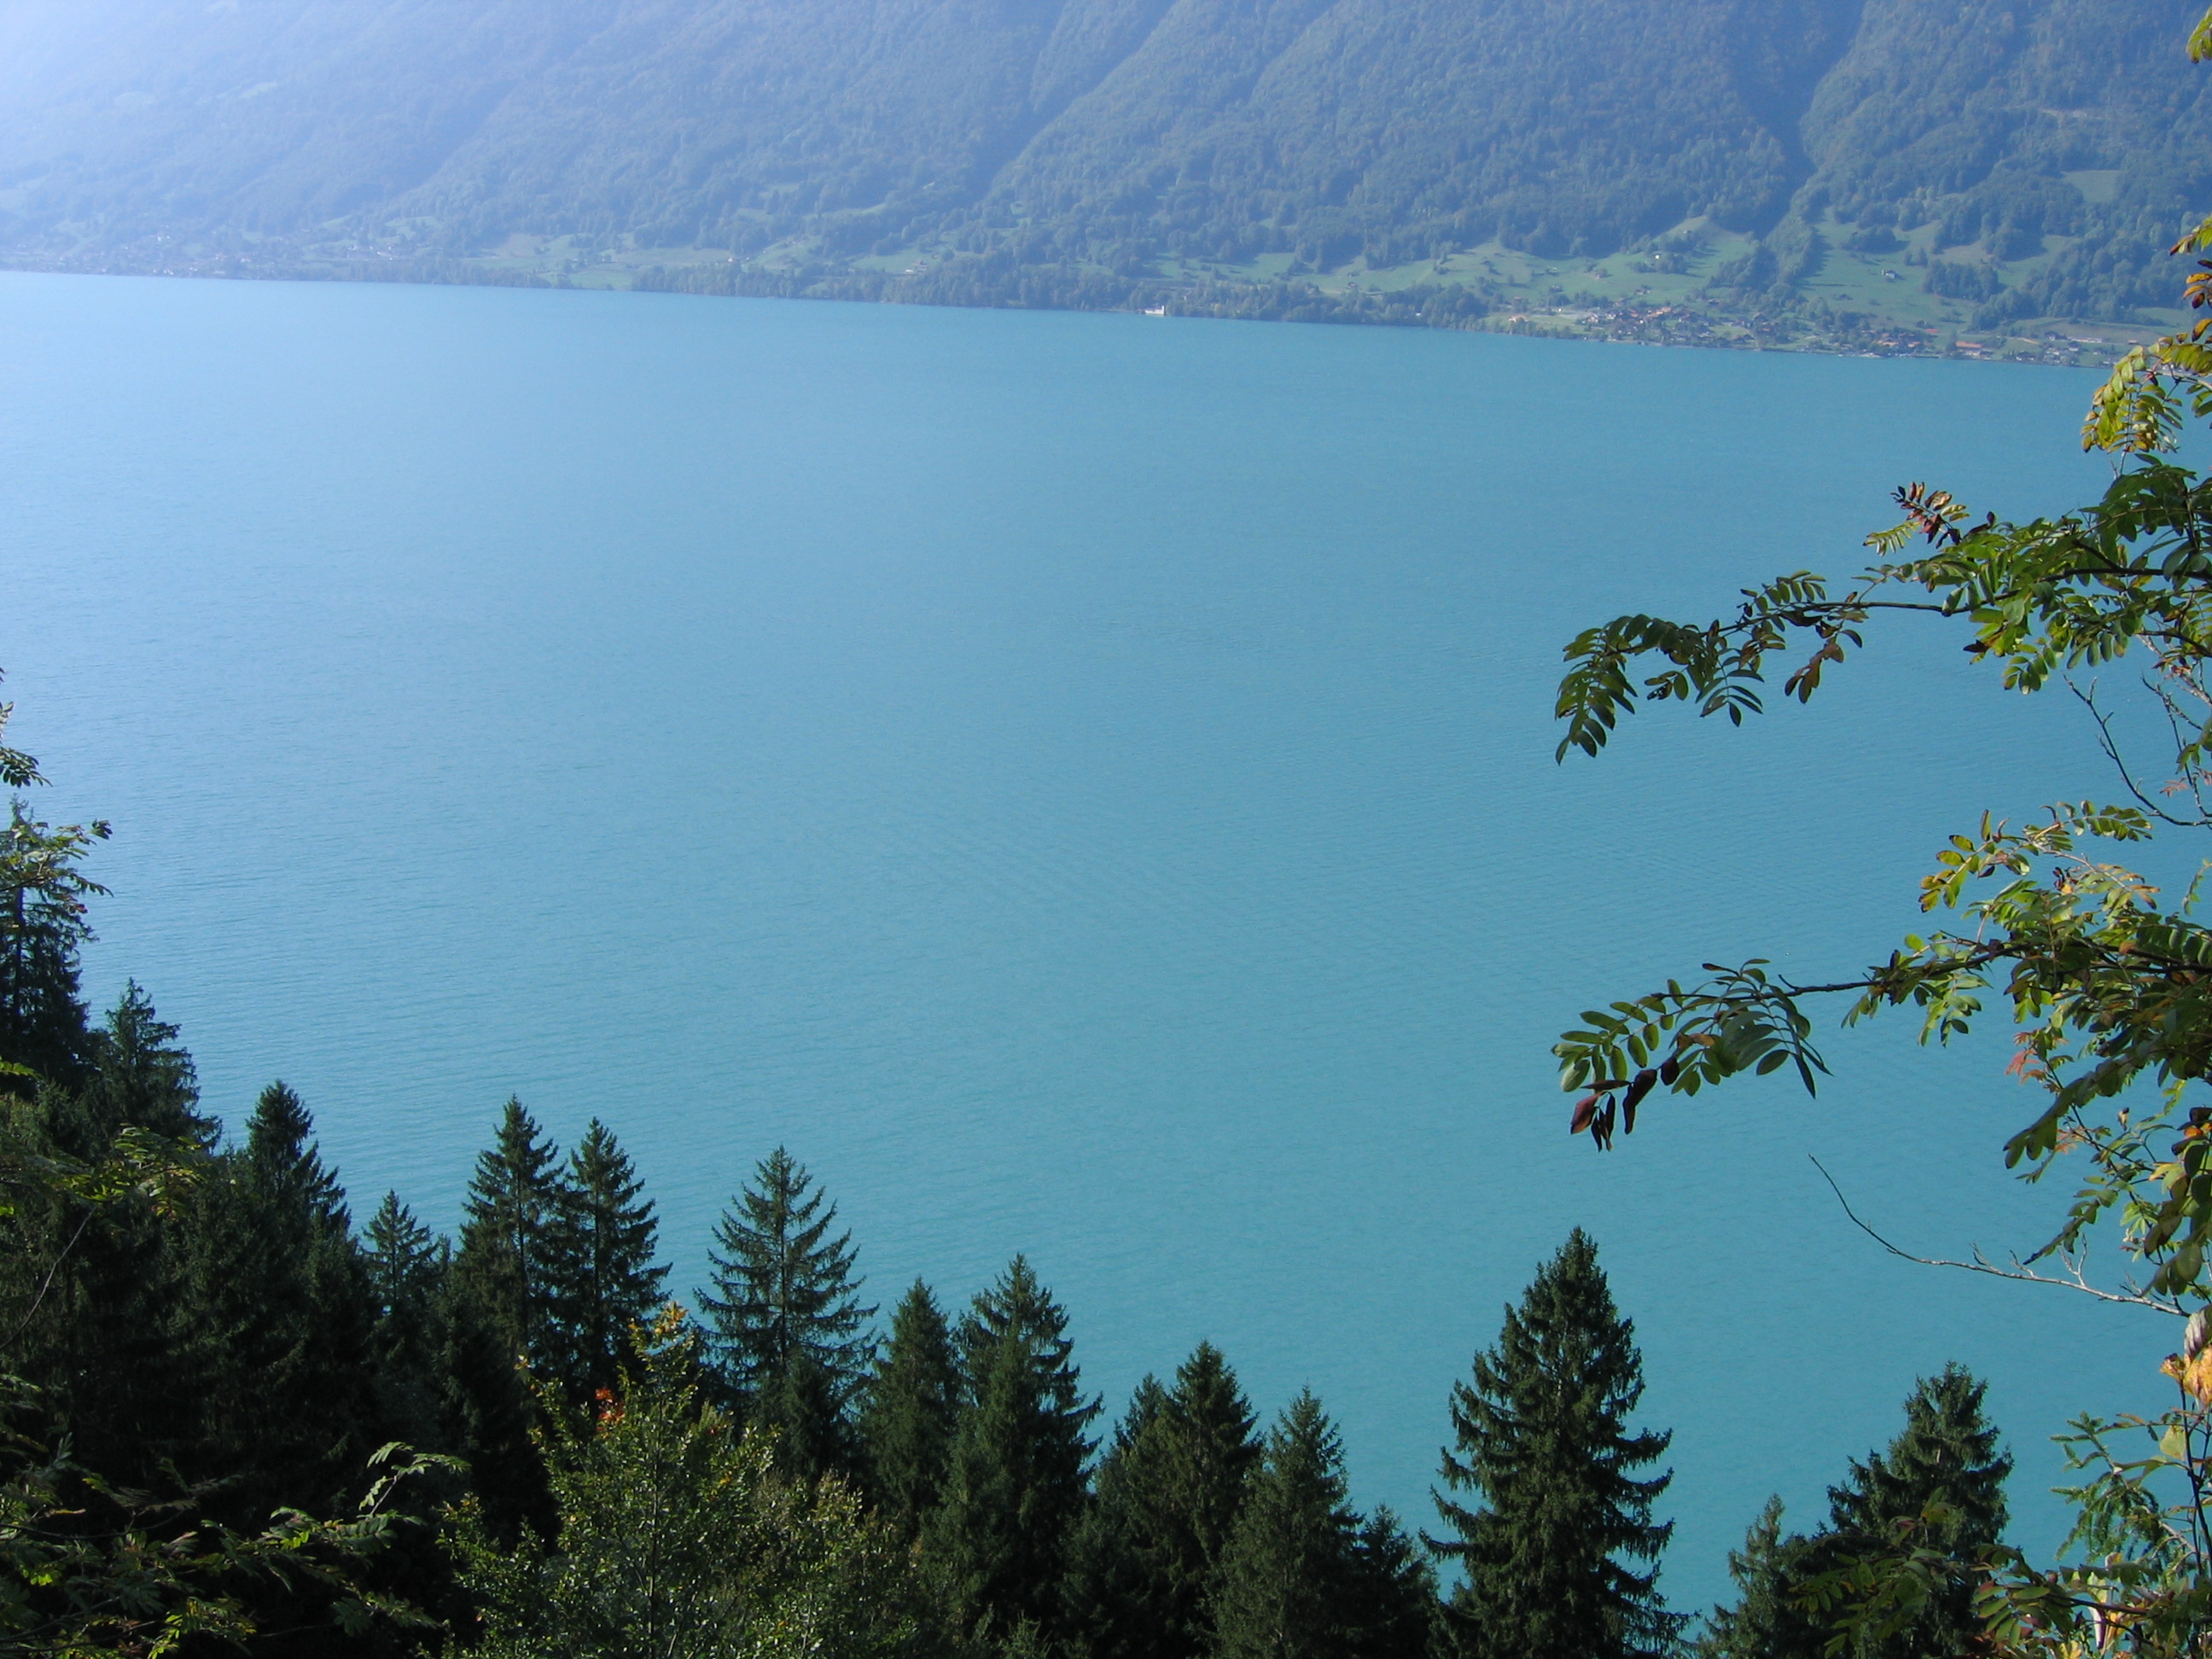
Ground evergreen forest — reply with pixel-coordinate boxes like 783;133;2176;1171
0;0;2203;350
0;708;2011;1655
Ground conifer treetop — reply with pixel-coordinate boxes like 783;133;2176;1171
543;1117;667;1402
858;1278;961;1533
699;1146;875;1404
460;1098;562;1251
1432;1229;1682;1659
364;1190;438;1318
244;1080;348;1232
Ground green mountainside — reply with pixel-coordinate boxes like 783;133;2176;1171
0;0;2202;355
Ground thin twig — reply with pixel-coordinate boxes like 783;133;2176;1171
2070;678;2209;829
1808;1155;2184;1315
2149;672;2212;824
7;1205;93;1347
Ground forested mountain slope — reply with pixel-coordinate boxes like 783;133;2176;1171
0;0;2201;341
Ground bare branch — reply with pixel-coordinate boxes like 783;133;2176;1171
2069;678;2212;829
6;1206;93;1347
1809;1155;2185;1315
2149;670;2212;824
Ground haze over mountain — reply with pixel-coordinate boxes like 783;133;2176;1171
0;0;2202;336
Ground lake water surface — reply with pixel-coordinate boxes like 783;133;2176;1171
0;270;2167;1610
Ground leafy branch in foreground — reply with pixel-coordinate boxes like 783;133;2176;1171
448;1304;926;1659
1552;338;2212;1295
0;1109;451;1656
0;1393;451;1657
1551;9;2212;1654
1805;1338;2212;1659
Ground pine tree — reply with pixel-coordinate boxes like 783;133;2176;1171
1817;1365;2010;1659
859;1278;960;1535
1211;1389;1430;1659
698;1146;876;1476
3;987;205;1481
0;1075;188;1492
445;1100;570;1537
1697;1498;1823;1659
929;1255;1100;1641
543;1117;666;1405
434;1268;552;1542
1063;1377;1172;1659
1062;1342;1263;1659
453;1097;565;1372
366;1190;439;1319
1215;1396;1347;1659
1431;1228;1681;1659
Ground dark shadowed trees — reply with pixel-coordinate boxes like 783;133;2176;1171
1212;1389;1433;1659
1062;1341;1263;1659
859;1278;961;1535
930;1255;1099;1643
0;796;107;1090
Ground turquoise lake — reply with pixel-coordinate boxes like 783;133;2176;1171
0;268;2174;1611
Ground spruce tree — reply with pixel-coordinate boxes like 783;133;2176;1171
0;1089;186;1491
366;1190;439;1319
434;1268;553;1542
1697;1498;1823;1659
1063;1377;1173;1659
1344;1508;1438;1659
453;1097;565;1372
1431;1228;1681;1659
698;1147;876;1477
172;1082;381;1519
364;1190;447;1446
4;987;204;1480
1816;1365;2010;1659
543;1117;666;1405
1062;1342;1262;1659
244;1080;349;1231
67;981;212;1154
1211;1389;1431;1659
929;1255;1100;1641
859;1278;961;1534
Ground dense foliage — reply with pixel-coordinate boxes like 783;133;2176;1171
0;0;2201;331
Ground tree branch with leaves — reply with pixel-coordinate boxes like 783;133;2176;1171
1550;9;2212;1655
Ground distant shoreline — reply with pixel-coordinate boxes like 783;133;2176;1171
0;253;2153;370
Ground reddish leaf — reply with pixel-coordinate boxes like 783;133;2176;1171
1621;1068;1656;1132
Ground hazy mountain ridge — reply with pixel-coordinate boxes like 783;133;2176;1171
0;0;2201;342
